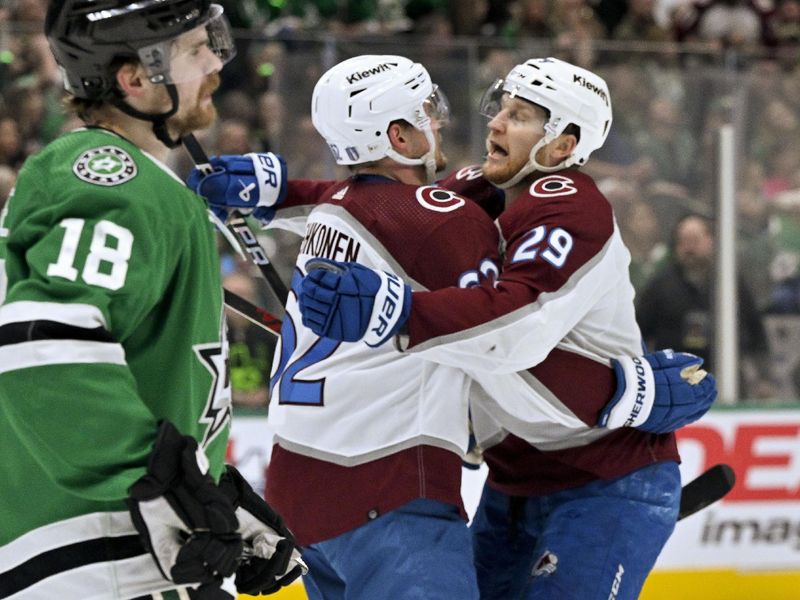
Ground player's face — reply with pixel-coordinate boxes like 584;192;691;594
675;217;714;271
166;27;223;136
482;95;546;185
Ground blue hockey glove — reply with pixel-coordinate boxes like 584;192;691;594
598;350;717;434
299;258;412;347
187;152;287;225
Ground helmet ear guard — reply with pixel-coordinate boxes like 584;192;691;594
311;54;449;182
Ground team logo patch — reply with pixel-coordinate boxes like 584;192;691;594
529;175;577;198
73;146;138;186
455;165;484;181
416;185;465;213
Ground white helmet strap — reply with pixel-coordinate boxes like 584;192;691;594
385;119;438;183
495;130;569;190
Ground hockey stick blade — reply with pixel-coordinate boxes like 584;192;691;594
678;463;735;521
223;288;282;337
182;134;290;305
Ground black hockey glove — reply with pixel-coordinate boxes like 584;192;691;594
219;465;306;595
127;421;243;586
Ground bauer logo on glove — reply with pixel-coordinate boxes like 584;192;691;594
187;152;287;225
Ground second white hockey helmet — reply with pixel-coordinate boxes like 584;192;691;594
311;55;449;181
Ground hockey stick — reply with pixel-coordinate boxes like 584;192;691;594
183;133;290;305
678;463;735;521
223;288;281;337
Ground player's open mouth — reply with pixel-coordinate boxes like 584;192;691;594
486;140;508;159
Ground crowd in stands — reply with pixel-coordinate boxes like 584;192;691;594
2;0;800;403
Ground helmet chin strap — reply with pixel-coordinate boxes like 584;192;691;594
111;83;182;149
495;133;571;190
385;124;438;183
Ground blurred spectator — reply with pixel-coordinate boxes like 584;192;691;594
216;118;257;155
217;89;258;125
767;188;800;304
501;0;555;44
737;182;779;311
768;275;800;313
622;199;668;292
674;0;776;48
593;0;631;35
447;0;491;35
0;165;15;209
637;213;775;398
634;96;698;193
255;90;286;150
223;270;276;410
0;118;25;170
750;97;799;179
551;0;607;66
614;0;675;41
767;0;800;46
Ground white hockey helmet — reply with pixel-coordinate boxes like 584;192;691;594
479;57;613;188
311;54;450;182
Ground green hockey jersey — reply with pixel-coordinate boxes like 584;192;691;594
0;128;231;597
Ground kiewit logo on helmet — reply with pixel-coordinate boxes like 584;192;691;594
346;63;395;84
573;74;609;106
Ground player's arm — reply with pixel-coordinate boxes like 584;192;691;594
187;152;336;235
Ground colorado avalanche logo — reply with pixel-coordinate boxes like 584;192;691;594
416;185;466;213
529;175;577;198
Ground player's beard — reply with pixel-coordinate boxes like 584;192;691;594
435;144;448;172
169;72;220;137
481;149;530;186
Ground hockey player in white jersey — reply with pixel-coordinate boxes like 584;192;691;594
194;55;500;599
297;58;717;600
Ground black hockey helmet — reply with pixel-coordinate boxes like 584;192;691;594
45;0;236;101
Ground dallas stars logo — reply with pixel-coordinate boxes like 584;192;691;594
194;335;233;447
73;146;138;187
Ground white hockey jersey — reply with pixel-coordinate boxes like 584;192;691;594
265;175;501;544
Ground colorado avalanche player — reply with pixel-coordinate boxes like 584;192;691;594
297;58;717;600
196;55;501;599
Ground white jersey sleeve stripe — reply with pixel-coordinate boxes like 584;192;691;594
9;555;177;600
410;232;626;373
0;511;135;569
0;301;107;329
0;339;125;374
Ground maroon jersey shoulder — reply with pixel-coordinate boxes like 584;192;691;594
500;169;613;242
496;169;615;296
438;165;505;221
285;179;339;209
324;177;499;291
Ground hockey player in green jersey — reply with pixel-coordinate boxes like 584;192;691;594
0;1;301;598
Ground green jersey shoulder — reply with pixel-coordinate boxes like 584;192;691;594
0;128;229;550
